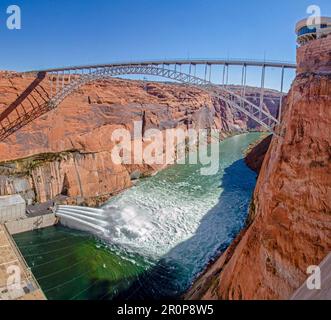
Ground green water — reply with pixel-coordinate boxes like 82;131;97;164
14;133;263;300
14;227;151;300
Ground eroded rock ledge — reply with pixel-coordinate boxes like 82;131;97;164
245;135;272;174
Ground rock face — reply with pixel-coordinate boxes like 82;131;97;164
0;72;281;206
0;75;256;206
186;35;331;300
297;34;331;74
245;135;272;174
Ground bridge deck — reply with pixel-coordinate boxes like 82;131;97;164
26;59;297;73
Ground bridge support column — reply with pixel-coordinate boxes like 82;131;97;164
279;66;285;123
204;64;208;81
241;64;247;107
260;65;266;113
222;64;229;87
222;65;226;86
62;71;65;89
226;64;229;87
56;72;59;95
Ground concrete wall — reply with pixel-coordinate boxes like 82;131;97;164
5;213;57;235
0;175;36;205
0;195;26;224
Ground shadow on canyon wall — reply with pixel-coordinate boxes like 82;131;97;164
0;72;51;141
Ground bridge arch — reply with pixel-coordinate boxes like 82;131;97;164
49;65;279;132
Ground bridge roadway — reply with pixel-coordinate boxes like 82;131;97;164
26;58;296;73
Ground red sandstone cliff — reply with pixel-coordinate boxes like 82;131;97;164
186;35;331;300
245;135;272;174
0;69;279;206
0;75;246;206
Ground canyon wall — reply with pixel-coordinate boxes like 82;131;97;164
245;135;272;174
186;35;331;300
1;75;259;206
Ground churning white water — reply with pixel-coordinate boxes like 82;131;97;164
57;133;261;289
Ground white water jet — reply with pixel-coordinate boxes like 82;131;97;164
55;134;260;280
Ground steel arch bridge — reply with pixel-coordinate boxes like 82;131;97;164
0;59;296;141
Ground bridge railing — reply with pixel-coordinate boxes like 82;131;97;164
25;58;296;73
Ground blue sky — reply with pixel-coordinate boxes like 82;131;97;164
0;0;330;88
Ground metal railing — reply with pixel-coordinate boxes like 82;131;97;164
25;58;296;73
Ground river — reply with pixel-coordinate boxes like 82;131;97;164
14;133;262;300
